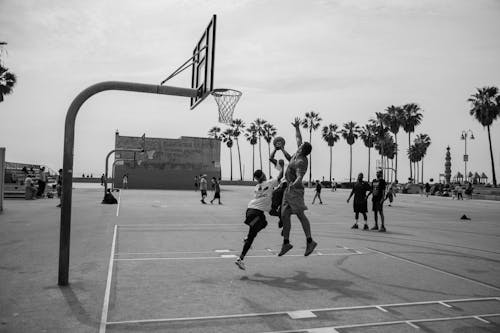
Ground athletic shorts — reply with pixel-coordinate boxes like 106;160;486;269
201;190;207;196
244;208;268;231
372;198;383;212
214;192;220;199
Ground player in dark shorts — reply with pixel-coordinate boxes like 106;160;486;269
366;170;387;232
347;173;371;230
312;180;323;204
277;118;317;257
235;154;284;270
210;177;222;204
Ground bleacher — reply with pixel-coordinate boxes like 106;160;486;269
3;162;56;199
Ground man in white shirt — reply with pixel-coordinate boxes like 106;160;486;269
235;150;284;270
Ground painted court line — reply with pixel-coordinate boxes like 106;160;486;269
116;222;348;228
99;224;118;333
114;247;362;256
105;297;500;326
367;247;500;292
113;252;364;261
116;191;121;217
259;314;500;333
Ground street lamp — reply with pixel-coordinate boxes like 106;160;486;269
460;130;474;182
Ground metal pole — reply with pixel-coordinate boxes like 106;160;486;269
58;81;198;286
104;149;142;194
464;135;467;183
110;158;135;191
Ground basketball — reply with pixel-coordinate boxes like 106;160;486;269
273;136;286;149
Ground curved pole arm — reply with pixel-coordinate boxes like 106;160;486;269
59;81;198;286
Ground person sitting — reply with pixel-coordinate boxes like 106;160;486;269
102;189;118;204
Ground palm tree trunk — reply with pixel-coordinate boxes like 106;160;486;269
229;147;233;181
408;132;412;181
391;159;394;182
258;137;263;171
421;158;424;183
367;147;371;182
236;139;243;181
487;125;497;187
349;144;353;183
267;142;271;177
309;129;313;186
329;146;332;182
395;134;398;182
252;145;255;178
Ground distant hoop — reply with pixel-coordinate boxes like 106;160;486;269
211;88;242;125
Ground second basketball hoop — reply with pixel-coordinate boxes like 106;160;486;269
211;88;242;124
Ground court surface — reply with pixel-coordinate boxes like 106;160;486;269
100;186;500;332
1;185;499;332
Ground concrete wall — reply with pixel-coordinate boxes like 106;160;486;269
113;134;220;190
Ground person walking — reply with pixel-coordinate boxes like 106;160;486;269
37;167;47;197
122;174;128;189
194;175;199;191
210;177;222;204
311;180;323;204
347;173;371;230
331;178;337;191
199;174;208;204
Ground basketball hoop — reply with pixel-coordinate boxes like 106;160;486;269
211;88;242;124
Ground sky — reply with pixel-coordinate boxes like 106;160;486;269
1;0;500;183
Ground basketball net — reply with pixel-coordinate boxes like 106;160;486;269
211;89;242;125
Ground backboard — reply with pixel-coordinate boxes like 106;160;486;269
190;15;216;110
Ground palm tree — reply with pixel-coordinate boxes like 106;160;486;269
407;144;420;183
385;105;404;181
230;119;245;181
360;124;376;182
245;123;258;178
401;103;423;182
208;126;222;140
301;111;322;185
321;124;340;182
415;134;431;183
262;122;277;177
0;63;17;103
221;128;235;181
468;86;499;187
253;118;267;171
341;121;360;184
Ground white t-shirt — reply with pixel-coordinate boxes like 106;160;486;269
247;178;279;212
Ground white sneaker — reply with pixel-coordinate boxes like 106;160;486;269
235;258;245;270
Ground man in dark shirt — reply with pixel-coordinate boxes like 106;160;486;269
367;170;387;232
347;173;371;230
312;180;323;204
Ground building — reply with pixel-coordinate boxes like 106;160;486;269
113;132;221;190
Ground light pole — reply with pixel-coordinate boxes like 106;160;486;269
460;130;474;182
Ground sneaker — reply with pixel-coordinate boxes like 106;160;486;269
363;224;369;231
304;240;318;256
379;226;386;232
235;259;245;270
278;243;293;256
201;200;206;204
351;224;359;229
56;203;61;207
371;225;379;231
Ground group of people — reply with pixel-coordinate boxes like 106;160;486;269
195;175;222;204
234;118;317;270
346;171;392;232
23;166;49;200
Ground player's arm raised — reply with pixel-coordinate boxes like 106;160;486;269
292;117;303;148
276;159;285;182
269;147;278;167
